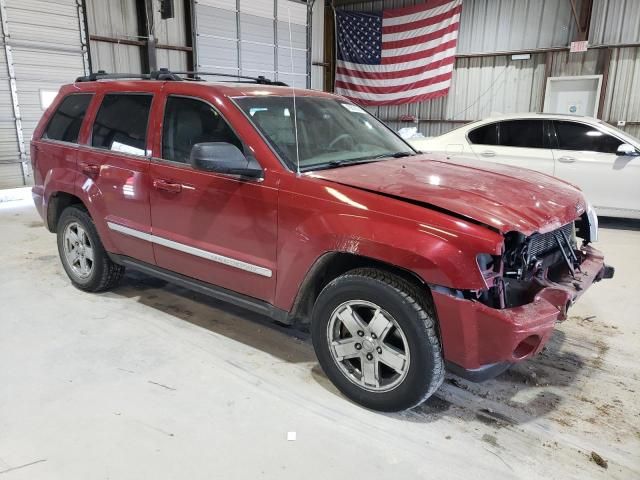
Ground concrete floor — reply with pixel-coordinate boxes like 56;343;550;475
0;191;639;479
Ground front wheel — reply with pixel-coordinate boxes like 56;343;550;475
311;268;444;412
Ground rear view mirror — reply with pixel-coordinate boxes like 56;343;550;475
616;143;639;156
189;142;263;179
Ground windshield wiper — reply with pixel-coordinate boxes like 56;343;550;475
303;151;416;172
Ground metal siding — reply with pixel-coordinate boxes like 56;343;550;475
195;4;238;71
340;0;578;54
375;54;545;137
602;47;640;137
85;0;142;73
1;0;85;187
195;0;309;84
0;38;22;188
590;0;640;46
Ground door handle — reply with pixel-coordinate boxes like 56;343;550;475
153;179;182;193
79;162;100;177
480;150;496;157
557;156;576;163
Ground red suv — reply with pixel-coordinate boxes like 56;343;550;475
31;70;613;411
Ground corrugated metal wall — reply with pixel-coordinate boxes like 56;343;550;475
590;0;640;46
341;0;579;54
194;0;309;87
338;0;640;140
0;34;22;188
85;0;142;73
0;0;87;188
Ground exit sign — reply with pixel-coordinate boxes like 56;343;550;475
570;41;588;52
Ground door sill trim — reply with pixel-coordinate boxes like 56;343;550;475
108;254;290;324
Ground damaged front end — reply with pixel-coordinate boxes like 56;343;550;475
433;203;614;381
475;205;614;318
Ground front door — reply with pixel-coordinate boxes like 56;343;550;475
551;120;640;216
148;94;278;302
468;119;555;175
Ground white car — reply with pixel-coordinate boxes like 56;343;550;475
409;113;640;219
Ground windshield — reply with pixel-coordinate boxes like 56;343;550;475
234;96;415;171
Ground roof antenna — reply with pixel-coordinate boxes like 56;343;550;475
287;7;301;175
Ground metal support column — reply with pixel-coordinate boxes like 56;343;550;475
0;0;28;185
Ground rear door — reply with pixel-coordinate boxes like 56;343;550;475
34;93;93;195
551;120;640;215
147;93;278;302
77;91;156;264
468;119;555;175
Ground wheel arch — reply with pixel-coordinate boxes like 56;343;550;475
288;251;433;327
46;191;88;233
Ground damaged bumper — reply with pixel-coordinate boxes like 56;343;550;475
433;245;613;381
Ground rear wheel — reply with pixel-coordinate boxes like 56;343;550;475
311;268;444;412
57;206;124;292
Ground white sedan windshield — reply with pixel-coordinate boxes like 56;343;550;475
235;96;415;171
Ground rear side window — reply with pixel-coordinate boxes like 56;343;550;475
92;94;152;156
43;94;93;143
498;120;545;148
554;121;622;154
468;123;498;145
162;96;243;163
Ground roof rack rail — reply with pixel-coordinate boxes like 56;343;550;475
74;68;287;86
75;68;183;82
168;71;288;86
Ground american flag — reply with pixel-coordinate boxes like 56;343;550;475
335;0;462;106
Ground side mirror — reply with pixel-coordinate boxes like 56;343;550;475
616;143;639;156
189;142;263;179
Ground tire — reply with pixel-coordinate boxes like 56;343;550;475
56;205;124;292
311;268;444;412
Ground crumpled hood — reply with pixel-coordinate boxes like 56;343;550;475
311;155;586;235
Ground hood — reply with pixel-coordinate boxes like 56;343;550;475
310;155;585;235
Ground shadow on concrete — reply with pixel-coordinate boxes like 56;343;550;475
106;269;589;424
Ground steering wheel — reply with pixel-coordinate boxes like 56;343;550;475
328;133;356;150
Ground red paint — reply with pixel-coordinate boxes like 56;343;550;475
31;79;609;373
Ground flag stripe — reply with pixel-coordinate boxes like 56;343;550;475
383;0;459;26
382;30;457;57
336;57;455;82
381;12;461;42
337;79;452;102
383;0;457;19
336;62;454;87
382;22;459;50
382;39;458;65
336;72;453;94
337;47;457;74
382;5;462;35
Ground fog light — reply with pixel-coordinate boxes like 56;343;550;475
513;335;540;359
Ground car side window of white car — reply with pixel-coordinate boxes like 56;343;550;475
497;120;546;149
468;123;498;145
554;121;621;154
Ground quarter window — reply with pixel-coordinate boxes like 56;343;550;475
92;94;153;156
162;96;243;163
43;94;93;143
554;121;622;154
498;120;545;148
468;123;498;145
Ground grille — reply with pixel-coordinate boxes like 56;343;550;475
527;223;574;258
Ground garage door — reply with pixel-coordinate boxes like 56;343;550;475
195;0;309;87
0;0;87;188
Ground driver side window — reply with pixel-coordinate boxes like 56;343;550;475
162;96;243;163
